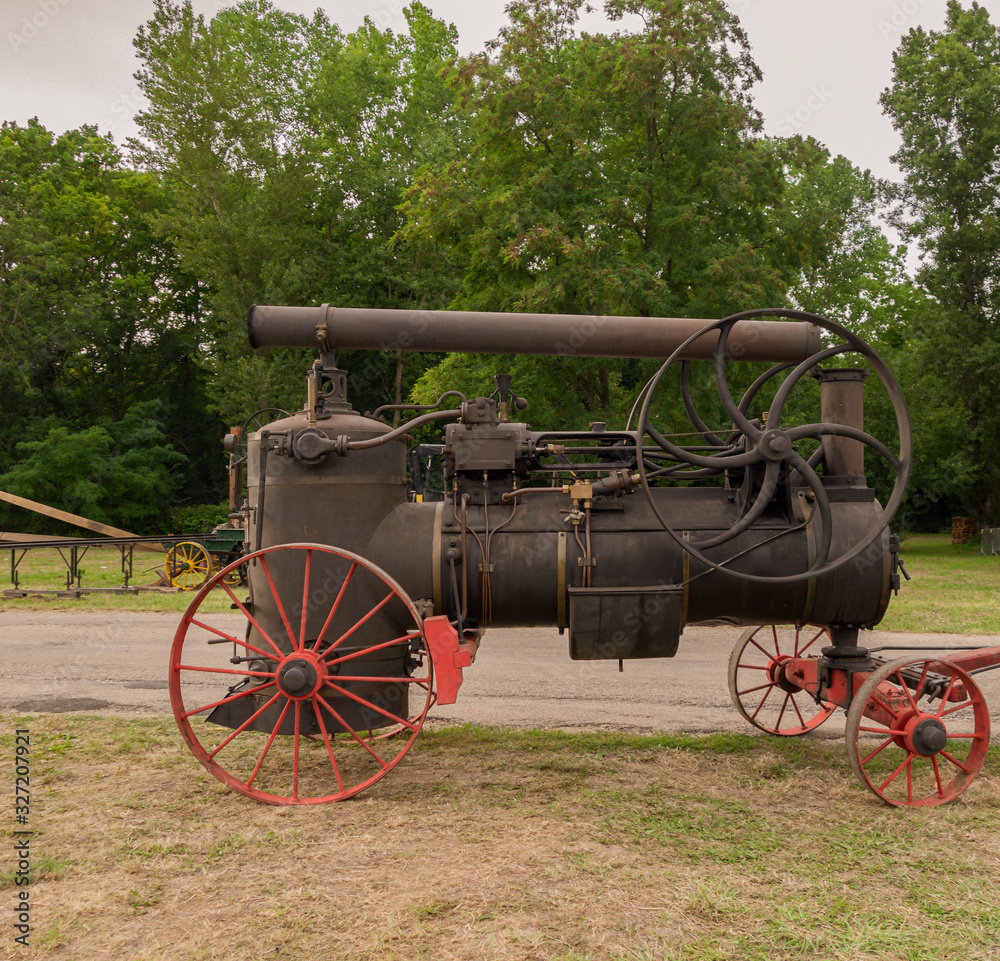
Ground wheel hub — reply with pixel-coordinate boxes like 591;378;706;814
757;428;791;461
277;656;323;698
908;716;948;757
769;655;802;695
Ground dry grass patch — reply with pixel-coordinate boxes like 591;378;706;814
5;716;1000;960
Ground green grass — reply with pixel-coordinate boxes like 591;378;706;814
879;534;1000;634
7;715;1000;960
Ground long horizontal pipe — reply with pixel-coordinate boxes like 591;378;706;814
247;304;822;363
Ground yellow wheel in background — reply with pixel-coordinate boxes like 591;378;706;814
165;542;212;591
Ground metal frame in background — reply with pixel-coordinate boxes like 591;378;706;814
1;533;232;596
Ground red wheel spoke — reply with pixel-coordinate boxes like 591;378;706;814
187;617;278;663
932;756;945;797
739;665;772;673
297;549;313;652
775;693;791;730
323;681;417;731
322;590;398;656
292;702;302;801
770;625;780;656
181;681;278;720
245;700;291;788
789;694;807;728
323;632;421;668
859;735;895;767
316;697;389;768
938;749;973;774
312;697;346;793
259;554;297;651
898;665;926;714
935;676;958;716
312;561;357;652
217;580;286;659
940;699;976;719
177;663;274;680
738;681;776;696
207;691;284;758
333;675;426;685
749;638;773;659
797;629;826;657
876;753;915;793
749;684;774;721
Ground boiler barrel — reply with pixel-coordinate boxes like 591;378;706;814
247;304;821;363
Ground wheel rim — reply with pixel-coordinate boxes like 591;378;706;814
845;656;990;807
169;543;434;805
728;625;836;735
165;541;212;591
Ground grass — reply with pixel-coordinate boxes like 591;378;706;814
879;534;1000;634
6;714;1000;960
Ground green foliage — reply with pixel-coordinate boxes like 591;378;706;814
166;502;230;535
881;1;1000;524
402;0;886;429
131;0;462;422
0;401;186;535
404;0;796;318
786;153;928;349
0;118;223;506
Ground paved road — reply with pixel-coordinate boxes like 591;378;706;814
2;611;998;739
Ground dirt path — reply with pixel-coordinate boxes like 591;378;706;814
3;611;999;738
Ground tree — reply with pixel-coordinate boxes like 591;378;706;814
0;119;221;511
130;0;463;423
402;0;863;429
0;401;187;535
880;1;1000;525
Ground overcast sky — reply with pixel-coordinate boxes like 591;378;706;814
1;0;993;183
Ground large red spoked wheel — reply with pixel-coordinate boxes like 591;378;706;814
169;543;435;805
846;656;990;807
728;625;836;735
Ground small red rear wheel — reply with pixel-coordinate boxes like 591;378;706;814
728;625;836;736
845;656;989;807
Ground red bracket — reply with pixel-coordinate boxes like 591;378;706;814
423;615;480;706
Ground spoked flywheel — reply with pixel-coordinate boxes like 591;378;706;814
169;543;435;805
636;309;912;583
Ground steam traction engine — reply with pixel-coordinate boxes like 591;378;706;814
169;305;992;807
